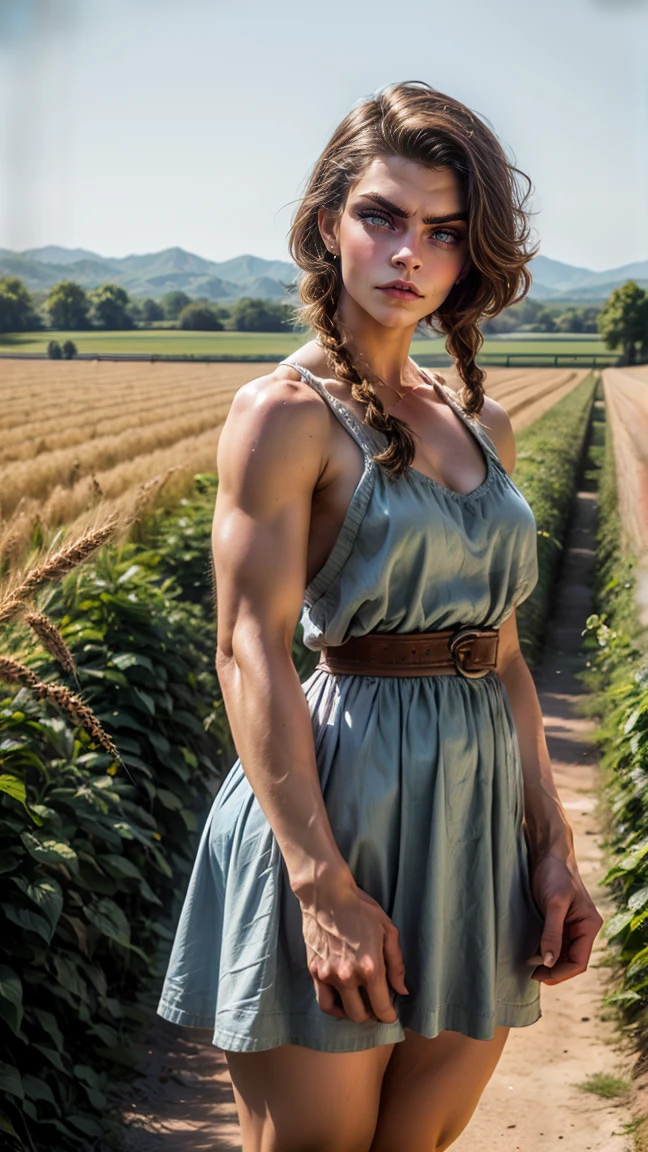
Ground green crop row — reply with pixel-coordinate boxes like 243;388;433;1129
511;370;598;666
0;525;233;1150
578;397;648;1043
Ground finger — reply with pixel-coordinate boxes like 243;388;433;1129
337;983;375;1025
365;973;398;1024
313;976;347;1019
537;902;570;970
531;919;597;984
382;922;409;996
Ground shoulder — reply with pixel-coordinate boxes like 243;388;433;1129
217;364;331;495
473;393;516;476
227;363;330;436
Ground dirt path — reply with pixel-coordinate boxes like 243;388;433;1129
453;395;638;1151
119;396;640;1151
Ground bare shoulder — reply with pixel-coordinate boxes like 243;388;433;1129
216;364;331;505
475;393;516;476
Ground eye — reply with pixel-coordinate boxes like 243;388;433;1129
357;209;392;229
431;228;461;247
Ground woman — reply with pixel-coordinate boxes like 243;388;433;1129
158;80;603;1151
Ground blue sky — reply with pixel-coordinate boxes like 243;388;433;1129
0;0;646;272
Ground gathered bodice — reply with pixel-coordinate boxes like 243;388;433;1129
279;360;539;652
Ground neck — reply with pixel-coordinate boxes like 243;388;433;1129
333;287;423;391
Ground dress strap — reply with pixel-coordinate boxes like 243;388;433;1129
278;360;375;458
420;369;504;467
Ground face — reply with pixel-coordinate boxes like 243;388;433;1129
319;154;470;332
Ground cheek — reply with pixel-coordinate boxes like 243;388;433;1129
340;226;381;275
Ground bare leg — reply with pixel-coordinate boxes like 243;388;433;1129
225;1042;395;1152
370;1026;511;1152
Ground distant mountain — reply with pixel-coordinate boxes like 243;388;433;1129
0;246;298;303
529;254;648;301
0;244;646;304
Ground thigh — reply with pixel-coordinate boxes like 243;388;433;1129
225;1042;395;1152
370;1026;510;1152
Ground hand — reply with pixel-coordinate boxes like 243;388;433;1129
298;875;409;1024
528;852;604;985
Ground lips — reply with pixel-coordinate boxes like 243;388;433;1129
377;281;423;300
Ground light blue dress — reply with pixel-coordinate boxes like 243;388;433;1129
157;360;545;1053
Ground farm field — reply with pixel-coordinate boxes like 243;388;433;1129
602;366;648;557
0;360;588;569
0;329;609;359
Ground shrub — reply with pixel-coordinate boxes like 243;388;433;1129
0;536;232;1149
61;341;77;360
47;341;62;360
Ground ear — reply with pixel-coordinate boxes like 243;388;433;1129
317;207;339;256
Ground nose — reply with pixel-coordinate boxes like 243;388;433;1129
390;235;423;275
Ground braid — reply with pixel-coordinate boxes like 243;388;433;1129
444;312;487;420
294;253;418;480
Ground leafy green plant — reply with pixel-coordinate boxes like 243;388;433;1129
513;370;598;665
0;533;232;1149
578;389;648;1049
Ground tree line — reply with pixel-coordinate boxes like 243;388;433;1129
0;279;296;334
0;274;647;361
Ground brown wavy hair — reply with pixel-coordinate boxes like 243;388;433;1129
288;80;538;479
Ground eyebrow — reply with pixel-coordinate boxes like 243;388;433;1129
354;192;468;225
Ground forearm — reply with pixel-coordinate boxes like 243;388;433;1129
216;640;352;898
499;654;576;867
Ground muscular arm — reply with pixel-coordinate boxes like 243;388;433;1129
213;373;353;898
481;395;576;866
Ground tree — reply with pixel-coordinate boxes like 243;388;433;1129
597;280;648;366
178;304;224;331
0;276;42;333
90;283;133;330
530;306;558;333
231;297;293;332
162;290;191;320
141;298;165;324
46;281;91;330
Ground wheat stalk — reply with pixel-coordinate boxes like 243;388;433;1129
0;512;124;624
0;655;124;769
23;610;78;680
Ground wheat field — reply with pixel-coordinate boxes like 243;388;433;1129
0;360;587;569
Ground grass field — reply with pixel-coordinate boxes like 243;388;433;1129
0;330;610;359
0;361;588;572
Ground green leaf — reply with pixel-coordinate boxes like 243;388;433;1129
12;876;63;934
68;1113;104;1137
132;687;155;715
32;1007;65;1052
87;1022;119;1045
0;773;44;825
0;848;23;874
53;954;89;1003
22;1073;58;1108
602;909;636;938
20;831;77;864
0;1061;23;1099
1;903;53;943
73;1064;102;1088
84;897;131;946
111;652;155;673
0;1110;21;1139
32;1044;72;1075
0;964;23;1036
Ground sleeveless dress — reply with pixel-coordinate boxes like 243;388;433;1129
157;360;545;1053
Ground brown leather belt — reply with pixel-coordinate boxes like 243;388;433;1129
317;626;500;679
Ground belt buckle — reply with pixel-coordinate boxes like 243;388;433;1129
448;627;491;679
